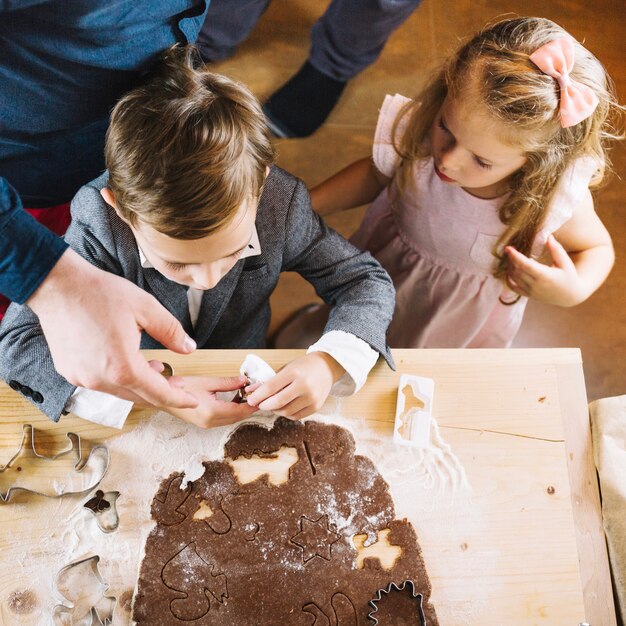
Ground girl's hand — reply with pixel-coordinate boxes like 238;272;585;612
504;236;585;306
245;353;345;420
164;375;257;429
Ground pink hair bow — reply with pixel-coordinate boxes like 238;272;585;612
529;37;599;128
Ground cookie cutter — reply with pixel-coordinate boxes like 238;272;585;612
233;376;251;404
393;374;434;449
83;489;121;534
368;580;426;626
52;555;116;625
0;424;109;503
232;354;277;403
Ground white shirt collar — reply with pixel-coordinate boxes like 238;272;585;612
138;225;262;270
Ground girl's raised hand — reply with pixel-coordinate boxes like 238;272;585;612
504;235;585;306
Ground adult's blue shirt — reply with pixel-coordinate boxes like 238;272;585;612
0;0;208;302
0;176;68;303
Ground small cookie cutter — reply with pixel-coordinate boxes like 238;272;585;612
84;489;121;534
160;362;174;378
368;580;426;626
393;374;434;449
52;555;116;625
233;376;251;404
0;424;109;503
231;354;276;403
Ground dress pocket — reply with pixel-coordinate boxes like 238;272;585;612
469;232;500;272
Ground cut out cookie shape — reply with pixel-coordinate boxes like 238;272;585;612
52;555;116;626
290;514;340;563
132;418;439;625
303;592;357;626
0;424;109;503
368;580;427;626
353;528;403;570
226;445;298;485
161;543;227;621
152;475;191;526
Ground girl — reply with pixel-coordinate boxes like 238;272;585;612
307;17;621;348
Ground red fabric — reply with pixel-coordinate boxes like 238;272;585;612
0;202;71;319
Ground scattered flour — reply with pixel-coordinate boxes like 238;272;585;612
1;405;487;626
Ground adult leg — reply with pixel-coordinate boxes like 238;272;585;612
264;0;422;138
196;0;271;62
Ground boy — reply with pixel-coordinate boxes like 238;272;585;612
0;45;395;429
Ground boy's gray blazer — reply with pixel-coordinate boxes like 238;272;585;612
0;166;395;421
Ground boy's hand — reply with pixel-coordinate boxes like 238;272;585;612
163;375;256;429
504;236;586;307
245;353;345;420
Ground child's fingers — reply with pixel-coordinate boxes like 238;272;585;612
504;246;543;278
257;382;299;412
290;405;317;420
506;269;532;292
211;400;257;423
205;375;250;392
246;375;287;406
505;274;529;296
546;234;574;269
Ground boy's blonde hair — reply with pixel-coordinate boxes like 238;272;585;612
392;17;622;277
105;45;275;239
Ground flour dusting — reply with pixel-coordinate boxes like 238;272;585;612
1;406;484;626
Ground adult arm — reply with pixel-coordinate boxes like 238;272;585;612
0;177;199;412
0;177;67;303
0;0;50;11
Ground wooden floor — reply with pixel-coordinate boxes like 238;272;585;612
210;0;626;402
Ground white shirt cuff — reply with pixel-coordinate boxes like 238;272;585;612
307;330;378;397
65;387;134;429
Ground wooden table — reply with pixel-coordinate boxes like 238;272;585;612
0;348;616;624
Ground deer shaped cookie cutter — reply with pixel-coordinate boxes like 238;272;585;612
0;423;109;503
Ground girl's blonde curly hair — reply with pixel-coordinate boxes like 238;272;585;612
391;16;622;278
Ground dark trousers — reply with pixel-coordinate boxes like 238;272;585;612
198;0;422;81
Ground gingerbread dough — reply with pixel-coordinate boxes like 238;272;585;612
132;418;439;625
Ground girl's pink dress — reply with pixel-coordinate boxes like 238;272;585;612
351;94;598;348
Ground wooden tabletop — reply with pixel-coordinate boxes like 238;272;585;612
0;348;615;625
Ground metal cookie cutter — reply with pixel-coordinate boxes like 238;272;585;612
53;555;116;625
0;424;109;503
84;489;121;534
160;362;174;378
368;580;426;626
233;376;251;404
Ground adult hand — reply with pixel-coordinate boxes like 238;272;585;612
245;352;345;420
27;249;199;408
164;375;257;429
504;236;585;307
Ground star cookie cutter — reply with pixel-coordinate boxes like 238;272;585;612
368;580;427;626
0;424;109;503
52;555;116;625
